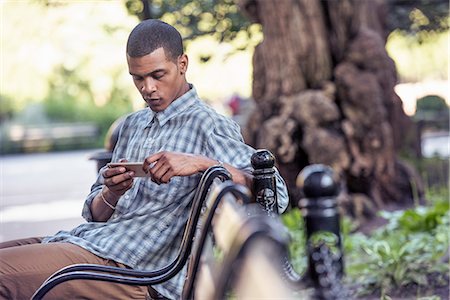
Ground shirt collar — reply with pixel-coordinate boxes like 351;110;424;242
146;84;198;127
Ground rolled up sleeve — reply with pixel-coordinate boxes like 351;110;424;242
82;168;106;222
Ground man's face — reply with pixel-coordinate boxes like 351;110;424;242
127;47;188;112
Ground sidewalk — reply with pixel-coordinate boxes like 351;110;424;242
0;149;99;242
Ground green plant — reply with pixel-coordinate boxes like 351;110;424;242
425;186;450;204
281;209;307;275
0;94;16;123
283;187;449;298
400;156;449;191
416;95;448;113
42;65;133;149
344;190;449;297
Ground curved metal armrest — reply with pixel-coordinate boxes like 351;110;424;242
32;166;231;300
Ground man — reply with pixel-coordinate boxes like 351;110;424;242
0;19;288;299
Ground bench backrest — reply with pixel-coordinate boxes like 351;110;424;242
33;151;346;300
190;182;293;299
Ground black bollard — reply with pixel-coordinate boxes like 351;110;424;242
297;164;344;299
251;149;278;214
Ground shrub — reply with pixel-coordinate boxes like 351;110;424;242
282;187;449;298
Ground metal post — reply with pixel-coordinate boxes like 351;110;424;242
297;164;344;299
251;149;278;214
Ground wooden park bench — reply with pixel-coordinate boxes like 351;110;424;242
32;150;346;300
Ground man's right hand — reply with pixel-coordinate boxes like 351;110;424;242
102;159;135;196
91;159;135;221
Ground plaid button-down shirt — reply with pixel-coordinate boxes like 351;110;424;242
43;86;288;299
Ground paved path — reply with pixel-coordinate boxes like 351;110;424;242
0;149;100;242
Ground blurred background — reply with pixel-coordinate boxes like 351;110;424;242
1;0;257;241
0;0;449;298
0;0;448;239
0;0;447;232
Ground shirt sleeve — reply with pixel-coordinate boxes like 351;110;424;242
81;169;105;222
81;114;131;222
205;118;289;214
274;167;289;214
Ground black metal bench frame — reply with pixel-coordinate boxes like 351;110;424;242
32;166;232;300
32;154;347;300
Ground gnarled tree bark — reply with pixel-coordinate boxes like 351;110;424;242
239;0;422;219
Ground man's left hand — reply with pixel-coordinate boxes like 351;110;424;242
143;151;211;184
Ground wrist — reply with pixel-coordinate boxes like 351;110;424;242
101;188;119;208
205;156;224;171
106;187;120;197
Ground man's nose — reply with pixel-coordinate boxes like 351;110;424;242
141;77;157;93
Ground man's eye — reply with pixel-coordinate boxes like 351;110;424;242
153;73;164;80
132;76;143;81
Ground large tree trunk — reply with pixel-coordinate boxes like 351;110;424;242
239;0;423;219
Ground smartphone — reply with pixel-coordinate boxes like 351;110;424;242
107;162;149;177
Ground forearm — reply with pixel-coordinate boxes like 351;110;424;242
222;162;253;189
195;155;253;190
199;155;288;213
90;187;120;222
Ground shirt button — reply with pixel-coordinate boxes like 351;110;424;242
125;195;130;199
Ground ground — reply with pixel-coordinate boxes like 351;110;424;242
350;273;449;300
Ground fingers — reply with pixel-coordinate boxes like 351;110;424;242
112;177;134;194
149;161;172;184
160;170;173;184
103;166;127;178
143;152;162;173
143;152;173;184
143;151;203;184
102;164;134;195
105;173;134;192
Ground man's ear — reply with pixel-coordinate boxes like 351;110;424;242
178;54;188;75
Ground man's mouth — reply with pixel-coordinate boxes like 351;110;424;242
144;98;160;102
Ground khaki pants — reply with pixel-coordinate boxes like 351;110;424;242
0;237;154;300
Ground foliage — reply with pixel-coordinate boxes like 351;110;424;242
125;0;449;83
42;64;134;147
425;186;450;205
282;187;449;298
416;95;449;112
386;29;448;81
387;0;449;39
345;194;449;297
399;153;449;191
282;209;308;275
5;0;446;156
0;94;15;123
414;94;449;131
415;94;449;123
125;0;253;43
124;0;449;47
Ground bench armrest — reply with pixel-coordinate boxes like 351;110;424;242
32;166;231;300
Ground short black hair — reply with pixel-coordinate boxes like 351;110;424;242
126;19;183;61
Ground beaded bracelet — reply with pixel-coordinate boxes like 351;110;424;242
100;190;116;210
